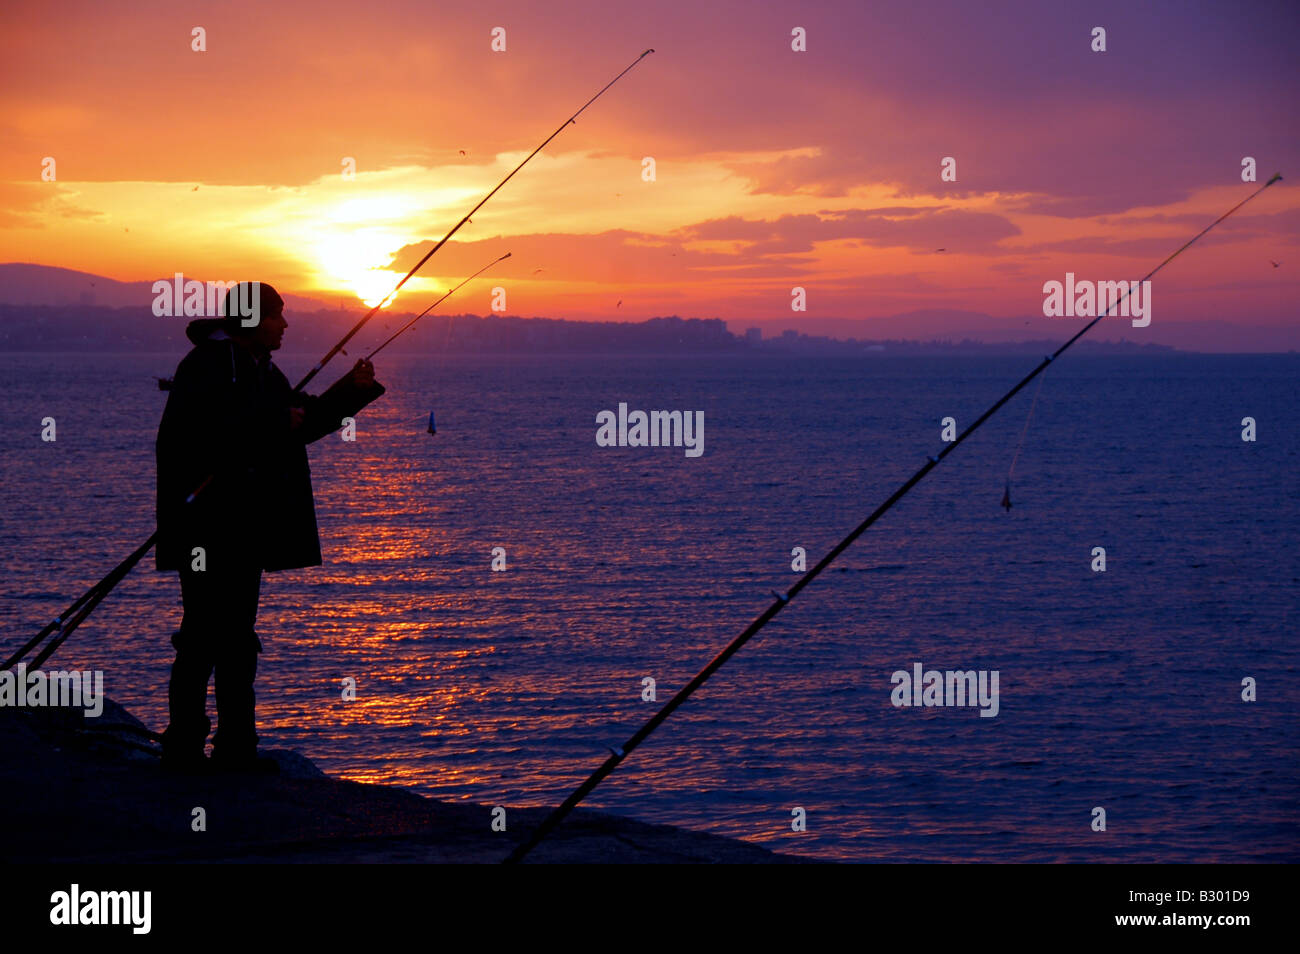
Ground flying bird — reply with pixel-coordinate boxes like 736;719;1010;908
459;149;467;156
533;268;544;274
192;185;199;191
1270;260;1281;268
616;300;622;308
935;248;946;253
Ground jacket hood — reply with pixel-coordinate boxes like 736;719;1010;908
186;317;229;345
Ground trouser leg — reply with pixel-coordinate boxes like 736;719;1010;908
163;566;221;758
211;565;263;760
164;561;263;760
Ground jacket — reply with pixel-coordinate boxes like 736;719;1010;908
155;318;386;572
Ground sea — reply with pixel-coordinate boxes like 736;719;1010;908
2;349;1297;862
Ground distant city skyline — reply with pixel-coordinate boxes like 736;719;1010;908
0;262;1291;352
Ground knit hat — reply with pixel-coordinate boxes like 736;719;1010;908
219;282;284;334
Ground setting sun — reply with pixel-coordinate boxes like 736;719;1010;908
310;226;409;307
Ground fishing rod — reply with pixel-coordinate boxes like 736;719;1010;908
296;48;655;393
2;536;155;672
6;50;654;673
4;253;512;673
503;172;1285;863
365;253;511;360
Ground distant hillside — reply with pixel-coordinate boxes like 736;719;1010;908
0;263;329;313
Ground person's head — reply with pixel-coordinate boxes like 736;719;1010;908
220;282;287;352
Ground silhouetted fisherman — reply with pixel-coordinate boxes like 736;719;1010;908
155;283;385;773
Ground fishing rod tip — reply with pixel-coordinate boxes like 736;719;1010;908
643;48;655;55
1266;172;1283;185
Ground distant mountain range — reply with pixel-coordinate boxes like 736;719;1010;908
0;263;1291;353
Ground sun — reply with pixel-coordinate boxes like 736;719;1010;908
350;269;403;308
310;227;408;308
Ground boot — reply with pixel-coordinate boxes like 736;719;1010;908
160;725;210;775
164;627;214;774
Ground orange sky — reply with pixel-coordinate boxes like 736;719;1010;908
1;0;1297;345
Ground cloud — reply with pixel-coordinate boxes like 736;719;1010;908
679;207;1021;255
0;182;107;228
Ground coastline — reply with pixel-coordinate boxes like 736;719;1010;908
1;696;809;864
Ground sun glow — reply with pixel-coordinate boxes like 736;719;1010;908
311;228;407;307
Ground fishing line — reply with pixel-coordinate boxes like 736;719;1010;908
367;253;512;435
1002;366;1047;510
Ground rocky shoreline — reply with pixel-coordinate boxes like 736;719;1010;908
1;696;808;864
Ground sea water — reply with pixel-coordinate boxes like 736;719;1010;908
1;350;1296;862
